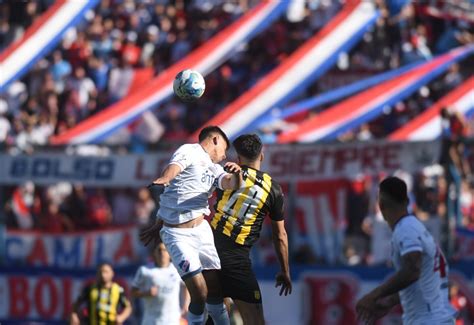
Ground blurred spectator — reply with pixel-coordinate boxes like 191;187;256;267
62;184;88;229
6;182;38;230
86;189;112;228
0;99;11;149
40;202;74;233
450;283;470;325
135;188;155;226
111;189;135;225
344;175;371;261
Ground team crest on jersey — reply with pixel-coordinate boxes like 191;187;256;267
179;259;190;272
254;290;261;300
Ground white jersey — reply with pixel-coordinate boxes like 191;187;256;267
158;143;226;224
132;264;182;325
391;215;455;324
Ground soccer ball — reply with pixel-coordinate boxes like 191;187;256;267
173;69;206;102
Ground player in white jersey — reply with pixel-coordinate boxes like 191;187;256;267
132;243;189;325
140;126;242;325
356;176;456;325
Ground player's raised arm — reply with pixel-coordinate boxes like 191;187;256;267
153;163;183;186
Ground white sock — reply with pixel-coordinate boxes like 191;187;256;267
206;302;230;325
187;310;205;325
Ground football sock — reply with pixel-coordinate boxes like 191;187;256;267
206;302;230;325
188;302;205;325
187;311;205;325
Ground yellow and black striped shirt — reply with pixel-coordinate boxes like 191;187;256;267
211;166;284;246
78;282;130;325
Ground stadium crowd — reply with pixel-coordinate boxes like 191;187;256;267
1;0;473;151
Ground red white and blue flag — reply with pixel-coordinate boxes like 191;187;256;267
389;77;474;141
50;1;288;145
277;45;474;143
0;0;98;91
192;0;379;140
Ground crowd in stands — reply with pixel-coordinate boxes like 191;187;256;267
1;0;473;151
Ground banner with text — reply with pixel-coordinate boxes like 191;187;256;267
1;264;474;324
5;227;145;269
0;141;441;186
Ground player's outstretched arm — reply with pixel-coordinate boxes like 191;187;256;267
271;220;292;296
356;251;421;322
153;163;183;186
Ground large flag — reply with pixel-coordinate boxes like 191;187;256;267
277;45;474;143
191;0;379;140
389;77;474;141
0;0;99;91
254;62;419;130
49;1;288;145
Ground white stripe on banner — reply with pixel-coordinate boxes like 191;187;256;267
300;73;422;142
0;1;93;89
408;90;474;140
220;2;377;139
70;1;282;144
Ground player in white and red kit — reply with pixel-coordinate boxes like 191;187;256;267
356;176;456;324
140;126;242;325
132;243;189;325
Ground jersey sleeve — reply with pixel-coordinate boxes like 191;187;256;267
269;183;285;221
117;285;131;308
210;163;227;190
169;144;193;171
394;226;423;256
131;267;144;289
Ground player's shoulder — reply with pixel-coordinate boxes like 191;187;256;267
393;215;424;236
138;264;154;274
112;282;126;292
176;143;200;153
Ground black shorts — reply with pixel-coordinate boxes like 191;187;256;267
213;232;262;304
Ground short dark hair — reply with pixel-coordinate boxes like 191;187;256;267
379;176;409;204
198;126;230;149
233;134;262;161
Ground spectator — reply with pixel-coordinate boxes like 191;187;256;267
86;189;112;228
111;189;135;225
135;188;155;226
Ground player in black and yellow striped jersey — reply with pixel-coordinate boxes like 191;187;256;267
210;134;292;325
70;263;132;325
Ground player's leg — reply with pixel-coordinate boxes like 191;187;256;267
198;222;230;325
160;226;208;325
184;273;209;325
217;243;264;325
233;300;264;325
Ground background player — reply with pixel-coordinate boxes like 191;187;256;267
70;263;132;325
356;176;456;324
140;126;242;325
132;243;190;325
211;134;292;325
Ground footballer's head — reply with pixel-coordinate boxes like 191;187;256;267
378;176;409;223
198;126;230;163
97;262;114;285
233;134;263;164
152;242;171;268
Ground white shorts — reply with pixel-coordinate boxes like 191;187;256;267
160;220;221;279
